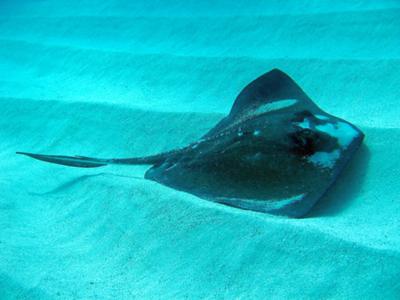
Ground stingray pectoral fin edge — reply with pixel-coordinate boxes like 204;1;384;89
16;152;164;168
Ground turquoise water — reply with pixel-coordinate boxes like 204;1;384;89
1;1;400;299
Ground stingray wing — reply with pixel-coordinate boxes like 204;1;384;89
146;69;364;218
203;68;320;138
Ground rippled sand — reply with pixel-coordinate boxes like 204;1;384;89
1;1;399;298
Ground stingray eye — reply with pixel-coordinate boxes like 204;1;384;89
291;129;318;156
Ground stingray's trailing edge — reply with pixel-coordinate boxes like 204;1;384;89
17;69;364;217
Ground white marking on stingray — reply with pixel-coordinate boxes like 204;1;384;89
308;149;340;168
268;193;305;210
253;129;261;136
316;114;329;120
316;121;358;149
164;163;177;172
215;193;305;212
254;99;298;115
296;118;312;129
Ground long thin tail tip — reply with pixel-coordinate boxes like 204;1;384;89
16;151;29;156
16;151;37;158
16;151;48;159
16;151;107;168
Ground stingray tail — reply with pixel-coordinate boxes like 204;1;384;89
16;151;164;168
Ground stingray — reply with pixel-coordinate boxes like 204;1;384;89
17;69;364;217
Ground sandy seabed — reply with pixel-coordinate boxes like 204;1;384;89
1;1;400;299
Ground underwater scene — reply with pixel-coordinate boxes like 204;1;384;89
1;1;400;299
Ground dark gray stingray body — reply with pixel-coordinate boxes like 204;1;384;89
18;69;364;217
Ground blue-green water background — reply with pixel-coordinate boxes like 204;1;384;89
1;1;399;299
